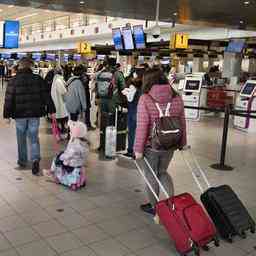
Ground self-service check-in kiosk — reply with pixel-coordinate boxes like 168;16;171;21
234;80;256;132
182;74;207;121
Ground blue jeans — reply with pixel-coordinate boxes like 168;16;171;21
15;118;40;165
127;104;137;155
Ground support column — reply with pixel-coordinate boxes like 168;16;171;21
248;57;256;74
222;52;242;79
192;57;204;73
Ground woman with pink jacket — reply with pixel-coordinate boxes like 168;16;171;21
134;67;187;215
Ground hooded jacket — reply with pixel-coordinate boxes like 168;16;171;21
3;68;55;119
134;84;187;154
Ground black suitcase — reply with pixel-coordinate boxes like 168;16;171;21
201;185;255;242
100;110;127;152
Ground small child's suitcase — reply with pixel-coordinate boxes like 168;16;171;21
135;152;219;256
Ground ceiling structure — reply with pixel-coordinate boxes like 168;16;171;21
0;0;255;28
0;4;70;25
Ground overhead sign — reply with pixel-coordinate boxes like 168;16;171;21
171;33;189;49
4;20;20;49
77;41;91;54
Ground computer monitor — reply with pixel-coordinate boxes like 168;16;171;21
112;28;124;51
122;27;134;50
184;76;203;93
240;80;256;98
133;25;146;49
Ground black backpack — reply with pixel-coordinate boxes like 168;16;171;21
149;96;182;151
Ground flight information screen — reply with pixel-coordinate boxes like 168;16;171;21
122;27;134;50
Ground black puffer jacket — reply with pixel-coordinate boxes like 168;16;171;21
3;68;56;119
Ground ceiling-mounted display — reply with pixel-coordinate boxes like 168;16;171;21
133;25;146;49
122;27;134;50
4;21;20;49
0;22;4;48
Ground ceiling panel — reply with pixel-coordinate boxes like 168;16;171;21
0;0;255;28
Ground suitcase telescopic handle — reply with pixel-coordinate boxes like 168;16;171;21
134;158;170;203
181;146;211;193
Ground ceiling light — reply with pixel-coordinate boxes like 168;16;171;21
240;20;244;24
173;12;178;16
244;1;250;5
80;1;85;4
15;13;38;20
8;5;14;8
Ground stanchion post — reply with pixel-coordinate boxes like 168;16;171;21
211;104;234;171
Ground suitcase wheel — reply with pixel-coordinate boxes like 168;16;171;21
250;226;255;234
227;234;233;243
240;231;247;239
202;245;209;251
214;237;220;247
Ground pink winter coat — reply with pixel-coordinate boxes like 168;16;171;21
134;84;187;154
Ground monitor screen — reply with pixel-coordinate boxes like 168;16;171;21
1;53;11;59
63;54;69;62
46;54;56;61
17;53;27;59
32;53;41;61
4;21;20;49
133;25;146;49
226;39;245;53
241;83;256;96
185;79;201;92
112;28;123;50
122;27;134;50
73;54;81;61
0;22;4;47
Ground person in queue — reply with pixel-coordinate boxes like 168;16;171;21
79;65;95;131
51;66;69;137
121;66;144;159
65;65;87;122
3;57;56;175
134;67;187;215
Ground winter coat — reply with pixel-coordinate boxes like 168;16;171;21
59;138;89;167
65;76;87;114
51;74;68;119
3;68;55;119
134;84;187;154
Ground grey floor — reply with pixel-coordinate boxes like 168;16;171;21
0;91;255;256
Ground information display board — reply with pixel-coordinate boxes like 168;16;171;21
4;21;20;49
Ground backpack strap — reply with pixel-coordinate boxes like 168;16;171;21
165;103;171;117
155;103;164;118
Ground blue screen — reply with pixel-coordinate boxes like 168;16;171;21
63;54;69;62
4;21;20;49
226;40;245;53
112;28;123;50
17;53;27;59
122;27;134;50
46;54;56;61
1;53;11;59
133;25;146;49
32;53;41;61
73;54;81;61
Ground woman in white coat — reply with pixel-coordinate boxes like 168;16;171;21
51;67;69;135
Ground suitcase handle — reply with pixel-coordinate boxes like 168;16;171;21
134;158;171;203
181;146;211;193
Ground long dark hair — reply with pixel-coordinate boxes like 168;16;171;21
142;67;178;97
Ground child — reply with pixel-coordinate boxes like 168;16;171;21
44;121;89;190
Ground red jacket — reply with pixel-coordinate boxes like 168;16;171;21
134;84;187;153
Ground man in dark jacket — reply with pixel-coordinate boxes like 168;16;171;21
3;57;55;175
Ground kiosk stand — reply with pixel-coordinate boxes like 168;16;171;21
182;74;207;121
234;80;256;133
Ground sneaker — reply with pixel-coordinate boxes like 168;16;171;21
120;152;133;159
32;160;40;176
140;203;156;216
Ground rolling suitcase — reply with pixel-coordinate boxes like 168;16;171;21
135;154;219;256
183;149;256;242
201;185;256;242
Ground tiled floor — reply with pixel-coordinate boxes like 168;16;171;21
0;90;255;256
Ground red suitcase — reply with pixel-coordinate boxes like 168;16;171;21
135;151;219;256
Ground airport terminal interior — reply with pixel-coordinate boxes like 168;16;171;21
0;0;255;256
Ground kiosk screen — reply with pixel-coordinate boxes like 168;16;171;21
241;83;256;97
185;80;201;92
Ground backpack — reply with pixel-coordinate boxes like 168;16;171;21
150;97;182;151
97;71;113;98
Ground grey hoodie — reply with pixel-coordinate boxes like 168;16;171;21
65;76;87;114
